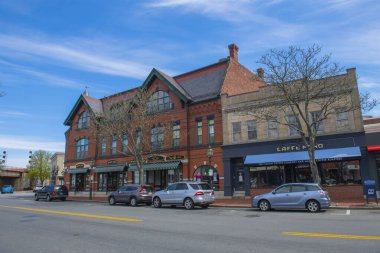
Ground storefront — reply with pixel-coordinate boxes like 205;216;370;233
366;132;380;199
223;132;370;202
95;164;127;192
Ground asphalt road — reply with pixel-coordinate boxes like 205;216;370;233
0;192;379;253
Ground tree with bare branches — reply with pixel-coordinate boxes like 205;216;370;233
250;44;377;184
90;88;171;185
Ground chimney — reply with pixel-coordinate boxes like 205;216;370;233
228;43;239;61
257;68;264;80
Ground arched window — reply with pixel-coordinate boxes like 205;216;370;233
147;91;172;113
193;165;219;190
150;125;164;150
78;111;90;129
76;138;88;159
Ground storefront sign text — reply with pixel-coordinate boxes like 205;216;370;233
276;143;324;152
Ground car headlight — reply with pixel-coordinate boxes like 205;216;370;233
253;196;259;199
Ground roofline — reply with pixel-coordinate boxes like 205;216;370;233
174;58;229;79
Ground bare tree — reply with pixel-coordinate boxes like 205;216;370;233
90;87;171;184
248;44;376;184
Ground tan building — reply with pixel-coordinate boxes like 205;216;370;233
221;68;369;202
50;152;65;185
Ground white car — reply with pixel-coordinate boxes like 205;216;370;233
33;185;43;192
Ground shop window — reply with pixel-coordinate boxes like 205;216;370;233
320;160;361;185
247;120;257;140
76;138;88;159
232;122;241;142
70;173;85;191
249;166;284;188
193;165;219;190
98;173;107;191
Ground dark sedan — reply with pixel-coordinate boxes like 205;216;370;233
35;185;68;201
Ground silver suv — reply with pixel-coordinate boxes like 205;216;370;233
152;181;215;210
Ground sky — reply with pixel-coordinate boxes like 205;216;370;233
0;0;379;168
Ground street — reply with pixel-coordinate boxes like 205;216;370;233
0;192;379;253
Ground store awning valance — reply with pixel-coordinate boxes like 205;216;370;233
128;161;181;172
244;147;361;166
67;168;88;174
95;165;125;173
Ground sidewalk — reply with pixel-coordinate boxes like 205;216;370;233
66;196;380;209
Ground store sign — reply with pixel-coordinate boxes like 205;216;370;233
75;163;85;168
276;143;324;152
107;160;117;165
167;155;185;161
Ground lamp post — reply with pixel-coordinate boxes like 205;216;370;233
207;145;214;189
88;160;95;200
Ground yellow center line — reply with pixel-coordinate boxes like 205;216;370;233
0;205;143;222
283;232;380;241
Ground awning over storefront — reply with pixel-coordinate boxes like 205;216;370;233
128;161;181;172
244;147;361;166
67;168;88;174
95;165;125;173
368;145;380;152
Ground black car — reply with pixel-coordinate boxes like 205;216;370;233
35;185;68;202
108;184;153;206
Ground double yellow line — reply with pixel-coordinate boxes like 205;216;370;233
0;205;143;222
284;231;380;241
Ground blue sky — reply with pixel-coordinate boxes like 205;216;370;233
0;0;379;167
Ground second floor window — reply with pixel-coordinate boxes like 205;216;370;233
76;138;88;159
136;128;142;147
287;115;300;136
268;119;278;138
147;91;172;113
151;125;164;150
247;120;257;140
100;137;106;155
111;136;117;155
336;109;349;130
310;111;325;133
122;135;128;153
232;122;241;142
196;120;203;145
78;111;89;129
208;118;215;144
172;122;180;148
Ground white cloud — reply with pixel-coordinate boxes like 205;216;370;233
0;111;28;117
0;135;64;152
0;34;152;80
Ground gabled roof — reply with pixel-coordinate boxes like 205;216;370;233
142;68;192;102
63;94;102;126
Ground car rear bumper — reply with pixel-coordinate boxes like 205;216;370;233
193;196;215;205
137;195;153;203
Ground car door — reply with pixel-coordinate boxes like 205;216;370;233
173;183;189;204
39;186;48;199
269;185;292;208
126;186;138;203
161;184;177;204
116;186;128;203
289;185;307;208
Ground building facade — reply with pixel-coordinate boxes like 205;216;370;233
63;44;265;198
50;152;65;185
364;117;380;199
221;68;371;202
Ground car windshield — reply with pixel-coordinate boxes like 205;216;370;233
189;183;211;190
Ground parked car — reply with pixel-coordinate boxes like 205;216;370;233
35;185;68;201
252;183;330;212
152;181;215;210
33;184;43;192
108;184;154;206
1;185;14;194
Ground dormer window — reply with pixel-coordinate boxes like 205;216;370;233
78;111;89;129
147;91;172;113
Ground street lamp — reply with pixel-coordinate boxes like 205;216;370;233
207;145;214;189
88;160;95;200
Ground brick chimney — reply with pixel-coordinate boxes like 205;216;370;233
256;68;264;80
228;43;239;62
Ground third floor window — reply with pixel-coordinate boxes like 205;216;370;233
147;91;172;113
78;111;89;129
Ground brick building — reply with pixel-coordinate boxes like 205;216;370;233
221;68;371;202
63;44;265;198
364;116;380;199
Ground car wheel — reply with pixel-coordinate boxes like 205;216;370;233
258;200;270;211
34;194;39;201
306;200;320;212
201;204;209;209
46;195;52;202
153;197;162;208
130;197;137;207
184;198;194;210
61;197;66;201
109;196;116;205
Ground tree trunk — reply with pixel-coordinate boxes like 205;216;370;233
308;150;321;184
